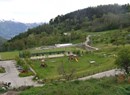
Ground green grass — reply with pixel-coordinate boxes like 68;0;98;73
0;47;84;60
19;71;34;77
91;29;129;46
30;51;116;79
30;42;130;80
0;67;5;73
20;76;130;95
0;29;129;80
0;51;19;60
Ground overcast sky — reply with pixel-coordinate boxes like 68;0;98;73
0;0;129;23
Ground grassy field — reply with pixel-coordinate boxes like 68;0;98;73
20;76;130;95
29;43;130;80
0;29;129;80
30;50;116;79
0;43;127;80
0;51;19;60
0;47;84;60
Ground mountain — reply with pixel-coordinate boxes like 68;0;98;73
0;20;41;39
1;4;130;51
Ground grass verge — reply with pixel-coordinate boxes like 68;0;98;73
20;76;130;95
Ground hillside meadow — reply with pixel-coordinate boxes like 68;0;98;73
0;29;130;80
20;76;130;95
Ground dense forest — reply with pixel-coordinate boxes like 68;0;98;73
0;36;6;46
1;4;130;51
0;36;6;51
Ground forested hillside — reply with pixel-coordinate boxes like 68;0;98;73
1;4;130;51
0;36;6;47
50;4;130;32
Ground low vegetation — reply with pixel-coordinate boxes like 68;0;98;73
115;48;130;74
20;76;130;95
91;29;130;46
0;66;5;73
30;51;115;80
0;51;19;60
15;57;34;77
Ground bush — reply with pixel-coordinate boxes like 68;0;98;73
0;87;7;94
20;50;31;58
0;67;5;73
117;86;130;95
15;56;24;66
19;71;34;77
115;48;130;74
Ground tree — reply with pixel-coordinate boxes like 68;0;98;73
115;48;130;74
21;50;31;58
15;56;24;66
57;63;75;80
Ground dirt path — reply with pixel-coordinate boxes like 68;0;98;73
0;60;42;88
84;35;99;51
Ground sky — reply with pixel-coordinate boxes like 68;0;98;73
0;0;129;23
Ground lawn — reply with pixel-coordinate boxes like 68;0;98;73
0;47;84;60
30;43;130;80
0;51;19;60
30;51;116;80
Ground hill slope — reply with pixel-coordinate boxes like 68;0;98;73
20;77;130;95
1;4;130;51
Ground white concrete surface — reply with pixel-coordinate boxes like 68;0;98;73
30;54;65;60
0;60;42;88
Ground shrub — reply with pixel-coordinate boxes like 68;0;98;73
20;50;31;58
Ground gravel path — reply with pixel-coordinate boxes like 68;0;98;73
0;60;42;88
78;69;123;81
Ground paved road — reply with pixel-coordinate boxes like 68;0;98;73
0;60;42;88
78;69;123;81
